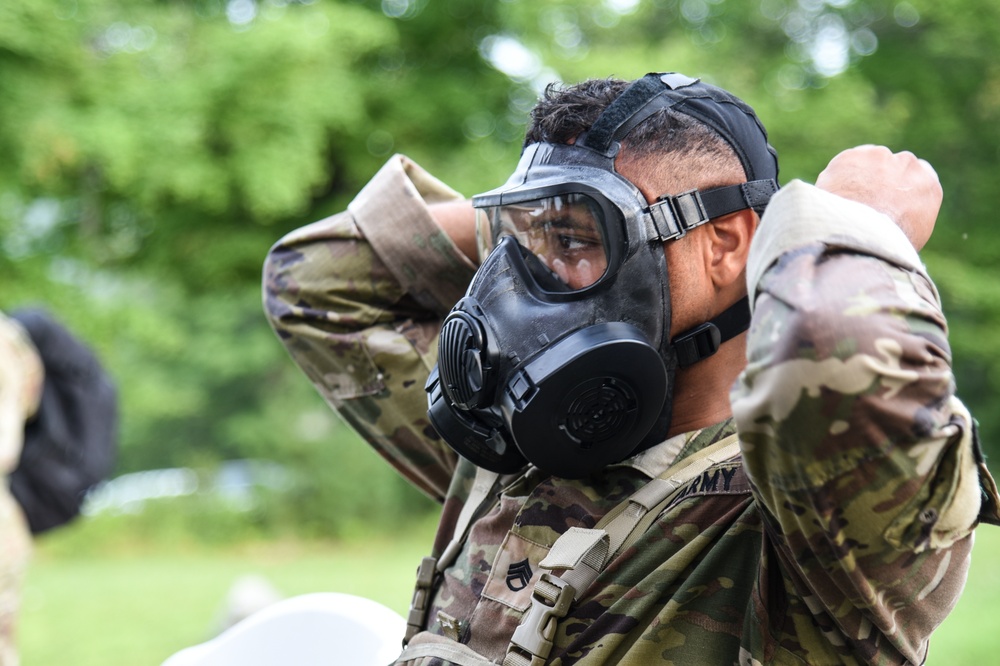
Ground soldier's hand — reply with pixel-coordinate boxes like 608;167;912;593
815;145;942;251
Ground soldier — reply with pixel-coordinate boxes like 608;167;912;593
263;73;999;664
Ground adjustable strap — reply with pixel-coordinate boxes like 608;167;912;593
592;433;741;561
396;639;501;666
671;295;751;368
440;468;501;568
503;434;742;665
405;466;501;643
648;179;779;242
599;433;743;558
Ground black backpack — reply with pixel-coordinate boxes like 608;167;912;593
8;309;119;534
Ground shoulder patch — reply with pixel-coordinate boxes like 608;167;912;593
481;532;550;611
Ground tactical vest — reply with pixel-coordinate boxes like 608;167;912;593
396;434;746;665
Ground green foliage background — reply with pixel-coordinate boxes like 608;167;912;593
2;0;999;534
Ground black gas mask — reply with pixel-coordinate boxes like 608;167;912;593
426;73;779;478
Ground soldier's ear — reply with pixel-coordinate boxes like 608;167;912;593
705;208;756;291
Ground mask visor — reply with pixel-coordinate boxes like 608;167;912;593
476;193;612;292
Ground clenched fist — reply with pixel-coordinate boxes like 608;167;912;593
815;145;942;251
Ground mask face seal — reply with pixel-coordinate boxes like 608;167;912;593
427;72;779;479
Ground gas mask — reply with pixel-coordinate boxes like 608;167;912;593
426;73;779;478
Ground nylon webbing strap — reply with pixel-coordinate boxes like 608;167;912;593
396;639;500;666
439;467;501;570
596;433;740;562
503;434;742;665
613;436;744;557
405;467;500;644
648;179;779;241
582;73;696;154
671;296;751;369
702;180;779;217
539;527;609;597
542;527;609;571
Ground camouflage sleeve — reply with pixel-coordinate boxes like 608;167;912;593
262;155;477;502
0;313;38;666
0;313;43;473
731;180;998;663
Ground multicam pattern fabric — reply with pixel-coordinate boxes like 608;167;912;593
0;489;29;666
0;313;42;666
0;314;43;474
263;156;999;665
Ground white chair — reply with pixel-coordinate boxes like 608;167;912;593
162;592;405;666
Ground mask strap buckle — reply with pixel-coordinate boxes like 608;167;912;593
649;189;709;240
672;295;751;368
672;322;722;368
648;179;779;242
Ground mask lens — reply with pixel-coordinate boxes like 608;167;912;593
480;193;610;291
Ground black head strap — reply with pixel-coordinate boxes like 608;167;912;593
672;296;751;368
583;72;779;185
583;73;701;155
649;179;780;241
586;73;775;369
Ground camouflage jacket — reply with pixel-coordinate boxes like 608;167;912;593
263;155;1000;665
0;313;42;666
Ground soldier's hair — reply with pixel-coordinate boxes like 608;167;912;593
524;77;744;185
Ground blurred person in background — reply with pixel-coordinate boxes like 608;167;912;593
0;314;43;666
0;308;117;666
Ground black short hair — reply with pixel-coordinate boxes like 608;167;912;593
524;77;742;180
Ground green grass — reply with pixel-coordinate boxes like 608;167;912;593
16;516;1000;665
19;515;439;666
923;526;1000;665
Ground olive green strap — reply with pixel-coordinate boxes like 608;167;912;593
404;466;500;644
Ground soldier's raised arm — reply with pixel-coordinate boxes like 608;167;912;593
732;146;999;662
262;155;477;502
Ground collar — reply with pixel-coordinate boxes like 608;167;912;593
610;417;738;479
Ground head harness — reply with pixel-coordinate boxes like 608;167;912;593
426;72;779;478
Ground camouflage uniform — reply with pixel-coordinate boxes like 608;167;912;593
0;314;43;666
263;155;1000;665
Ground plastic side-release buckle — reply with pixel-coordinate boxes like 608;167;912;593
405;556;438;644
503;573;575;666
